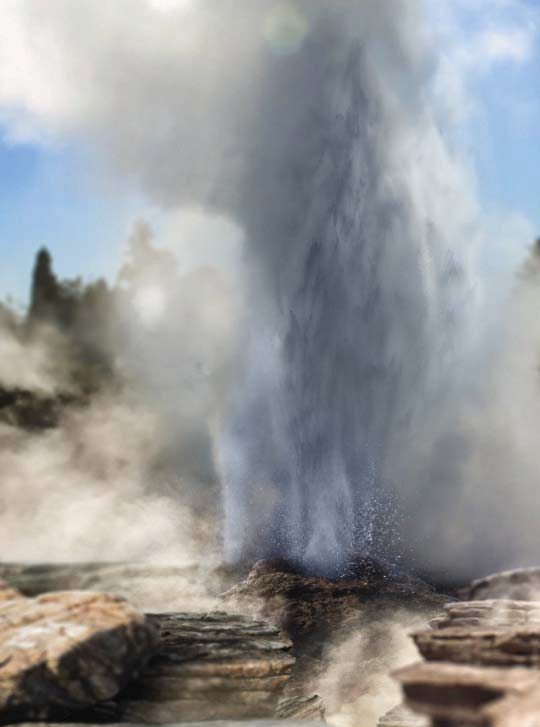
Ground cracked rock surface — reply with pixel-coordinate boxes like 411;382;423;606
0;584;157;724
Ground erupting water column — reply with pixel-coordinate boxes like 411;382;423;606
218;1;472;576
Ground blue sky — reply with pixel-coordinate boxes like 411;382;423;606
0;0;538;305
0;140;138;307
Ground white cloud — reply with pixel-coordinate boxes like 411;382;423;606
429;0;538;123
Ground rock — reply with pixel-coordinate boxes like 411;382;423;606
15;722;326;726
0;564;328;722
276;694;326;721
223;558;445;719
377;704;428;726
466;568;540;602
413;600;540;668
225;558;444;647
112;611;297;723
396;661;540;727
0;579;22;602
436;599;540;629
395;577;540;726
0;590;157;723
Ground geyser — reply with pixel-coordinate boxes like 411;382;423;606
218;1;476;575
0;0;485;576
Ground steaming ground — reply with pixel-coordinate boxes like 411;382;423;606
0;222;237;591
318;612;427;727
397;244;540;583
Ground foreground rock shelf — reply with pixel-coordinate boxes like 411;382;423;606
0;568;324;724
114;612;299;722
397;662;540;727
0;582;156;724
413;600;540;668
1;559;446;725
397;568;540;727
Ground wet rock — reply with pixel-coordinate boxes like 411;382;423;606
0;590;157;723
225;558;445;719
225;558;444;646
113;611;297;722
466;568;540;602
396;661;540;727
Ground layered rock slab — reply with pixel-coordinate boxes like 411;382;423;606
114;612;297;722
0;587;156;723
413;600;540;668
396;661;540;727
397;591;540;726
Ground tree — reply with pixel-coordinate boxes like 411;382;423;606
28;248;61;324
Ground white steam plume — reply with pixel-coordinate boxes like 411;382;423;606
1;0;539;580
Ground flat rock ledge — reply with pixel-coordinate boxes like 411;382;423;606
0;583;157;724
106;611;319;723
413;599;540;668
0;569;325;725
396;573;540;726
397;662;540;727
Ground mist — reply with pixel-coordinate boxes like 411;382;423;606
0;0;538;584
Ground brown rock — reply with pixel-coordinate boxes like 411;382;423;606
0;579;22;603
225;558;444;646
0;590;157;722
438;600;540;629
413;600;540;668
396;661;540;727
115;611;296;723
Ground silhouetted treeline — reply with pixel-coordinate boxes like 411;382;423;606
27;247;116;392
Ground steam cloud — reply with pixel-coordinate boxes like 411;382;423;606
0;0;538;581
